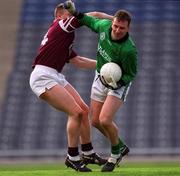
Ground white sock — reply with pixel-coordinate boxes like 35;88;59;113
67;154;80;161
108;153;121;164
111;153;121;159
82;149;94;156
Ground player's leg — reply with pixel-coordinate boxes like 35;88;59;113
64;83;90;144
40;85;91;172
90;99;109;137
30;66;91;171
99;95;122;145
99;95;123;172
100;95;129;172
40;84;83;147
65;83;107;165
89;72;109;137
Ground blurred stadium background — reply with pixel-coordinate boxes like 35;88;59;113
0;0;180;162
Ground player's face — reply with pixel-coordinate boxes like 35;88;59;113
61;10;72;19
56;9;71;19
111;18;129;40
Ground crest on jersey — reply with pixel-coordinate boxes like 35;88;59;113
100;32;105;41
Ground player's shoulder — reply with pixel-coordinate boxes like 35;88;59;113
98;19;111;31
99;19;112;26
58;16;80;33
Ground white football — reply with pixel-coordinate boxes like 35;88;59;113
100;62;122;89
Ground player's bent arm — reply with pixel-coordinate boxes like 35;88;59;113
64;1;113;20
121;50;138;85
64;1;107;32
70;55;96;69
78;14;103;33
86;12;113;20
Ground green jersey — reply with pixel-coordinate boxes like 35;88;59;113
79;15;138;86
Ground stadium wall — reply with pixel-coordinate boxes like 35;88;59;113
0;0;22;107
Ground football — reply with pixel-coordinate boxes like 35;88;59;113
100;62;122;89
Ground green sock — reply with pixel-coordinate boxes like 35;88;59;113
119;138;126;152
119;138;125;147
111;138;126;154
111;143;120;155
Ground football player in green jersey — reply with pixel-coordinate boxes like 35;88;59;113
64;1;138;172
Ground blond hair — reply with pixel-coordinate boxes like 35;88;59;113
54;3;64;18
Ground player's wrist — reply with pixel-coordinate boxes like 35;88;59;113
63;1;84;19
117;79;126;86
76;12;84;19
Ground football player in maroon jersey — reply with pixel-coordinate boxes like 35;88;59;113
30;3;113;172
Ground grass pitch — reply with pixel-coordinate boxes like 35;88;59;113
0;160;179;176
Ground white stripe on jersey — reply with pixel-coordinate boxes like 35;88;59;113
59;17;76;33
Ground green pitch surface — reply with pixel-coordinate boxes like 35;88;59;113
0;161;180;176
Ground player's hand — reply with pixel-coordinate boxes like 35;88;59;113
116;81;123;89
99;75;118;90
64;0;76;15
99;75;124;90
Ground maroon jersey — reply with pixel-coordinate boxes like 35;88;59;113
32;16;80;72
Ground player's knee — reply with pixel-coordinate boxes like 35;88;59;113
77;109;84;119
83;105;89;116
71;108;83;120
80;103;89;116
99;117;111;128
80;105;89;123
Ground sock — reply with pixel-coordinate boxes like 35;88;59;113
111;153;121;159
111;142;120;155
68;147;80;161
111;137;126;154
68;154;80;161
81;143;94;155
119;138;125;147
108;157;118;164
118;138;126;152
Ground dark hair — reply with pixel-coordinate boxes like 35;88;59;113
114;10;132;26
54;3;64;18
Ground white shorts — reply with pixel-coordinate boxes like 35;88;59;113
91;71;131;102
29;65;68;97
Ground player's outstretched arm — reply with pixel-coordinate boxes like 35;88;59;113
70;56;96;69
86;12;113;20
64;1;113;20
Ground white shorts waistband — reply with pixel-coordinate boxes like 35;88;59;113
34;65;59;74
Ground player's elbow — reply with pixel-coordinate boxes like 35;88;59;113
70;56;82;68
